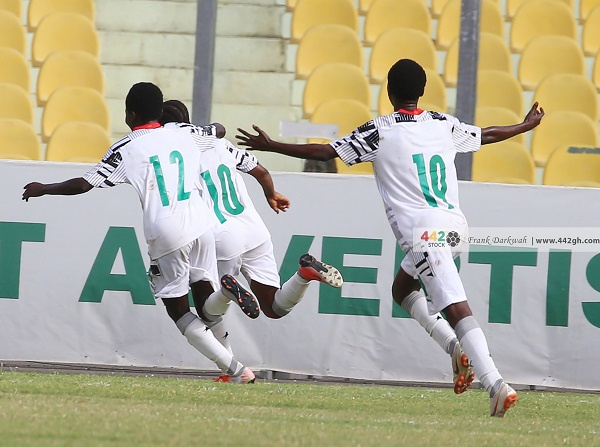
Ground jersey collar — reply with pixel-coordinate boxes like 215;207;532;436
396;108;424;115
133;122;162;131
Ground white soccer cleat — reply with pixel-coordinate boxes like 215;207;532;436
490;382;518;417
298;253;343;288
452;343;474;394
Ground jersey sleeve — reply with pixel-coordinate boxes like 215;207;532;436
223;139;259;173
448;115;482;153
329;120;380;166
82;138;129;188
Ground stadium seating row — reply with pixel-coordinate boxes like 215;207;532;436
0;0;110;162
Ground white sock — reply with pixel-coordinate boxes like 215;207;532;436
455;316;502;395
208;318;233;355
400;291;458;355
176;312;241;374
202;288;231;320
272;273;310;317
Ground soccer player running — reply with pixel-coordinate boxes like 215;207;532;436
236;59;545;416
22;82;256;384
160;100;343;380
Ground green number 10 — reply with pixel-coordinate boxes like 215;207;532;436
412;153;453;209
201;164;245;223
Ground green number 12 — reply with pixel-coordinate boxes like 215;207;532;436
149;150;191;207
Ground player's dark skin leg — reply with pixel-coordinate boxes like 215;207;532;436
162;295;193;323
249;281;282;319
391;266;473;328
190;280;217;322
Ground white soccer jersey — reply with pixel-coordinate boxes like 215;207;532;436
84;124;218;259
330;109;481;250
196;137;271;260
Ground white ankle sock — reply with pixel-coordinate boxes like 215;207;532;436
401;291;457;355
176;312;240;374
272;273;310;317
455;316;502;394
202;288;231;320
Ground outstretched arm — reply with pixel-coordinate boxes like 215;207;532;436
247;164;290;214
236;125;338;161
481;102;544;145
22;177;93;202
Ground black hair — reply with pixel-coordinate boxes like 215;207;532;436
387;59;427;101
125;82;163;122
160;99;190;125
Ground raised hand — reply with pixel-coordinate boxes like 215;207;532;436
267;192;290;214
236;125;273;151
523;102;545;130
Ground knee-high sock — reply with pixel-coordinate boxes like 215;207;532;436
272;273;310;317
455;315;503;394
176;312;242;375
206;317;233;355
400;291;458;356
202;288;231;321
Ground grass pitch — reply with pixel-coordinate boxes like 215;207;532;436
0;371;598;447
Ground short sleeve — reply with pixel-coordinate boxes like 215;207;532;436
449;116;482;153
83;138;129;188
223;139;259;173
329;120;380;166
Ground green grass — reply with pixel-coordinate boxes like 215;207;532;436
0;372;598;447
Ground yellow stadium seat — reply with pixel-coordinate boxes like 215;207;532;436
510;0;576;53
41;86;110;143
27;0;94;32
472;140;535;184
296;24;362;80
0;83;33;125
0;48;30;92
507;0;573;21
46;122;111;163
358;0;376;15
32;12;99;67
378;70;447;116
0;119;41;160
0;10;25;54
37;50;104;106
303;63;370;118
286;0;297;11
581;0;600;22
582;6;600;56
307;99;374;175
476;70;524;116
0;0;21;18
518;36;584;91
444;33;511;87
594;51;600;91
543;145;600;186
291;0;357;43
475;106;524;145
363;0;431;46
436;0;503;50
534;73;598;122
530;111;598;167
431;0;451;18
369;28;437;84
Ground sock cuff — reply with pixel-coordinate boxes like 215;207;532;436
175;312;199;334
400;290;425;313
227;359;243;376
455;315;480;341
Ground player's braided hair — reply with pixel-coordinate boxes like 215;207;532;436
160;99;191;125
387;59;426;101
125;82;163;122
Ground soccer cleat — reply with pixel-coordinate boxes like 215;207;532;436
490;382;518;418
221;274;260;319
452;343;475;394
298;254;343;288
214;367;256;384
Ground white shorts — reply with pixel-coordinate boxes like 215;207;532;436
217;239;280;289
400;239;468;315
149;231;219;299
